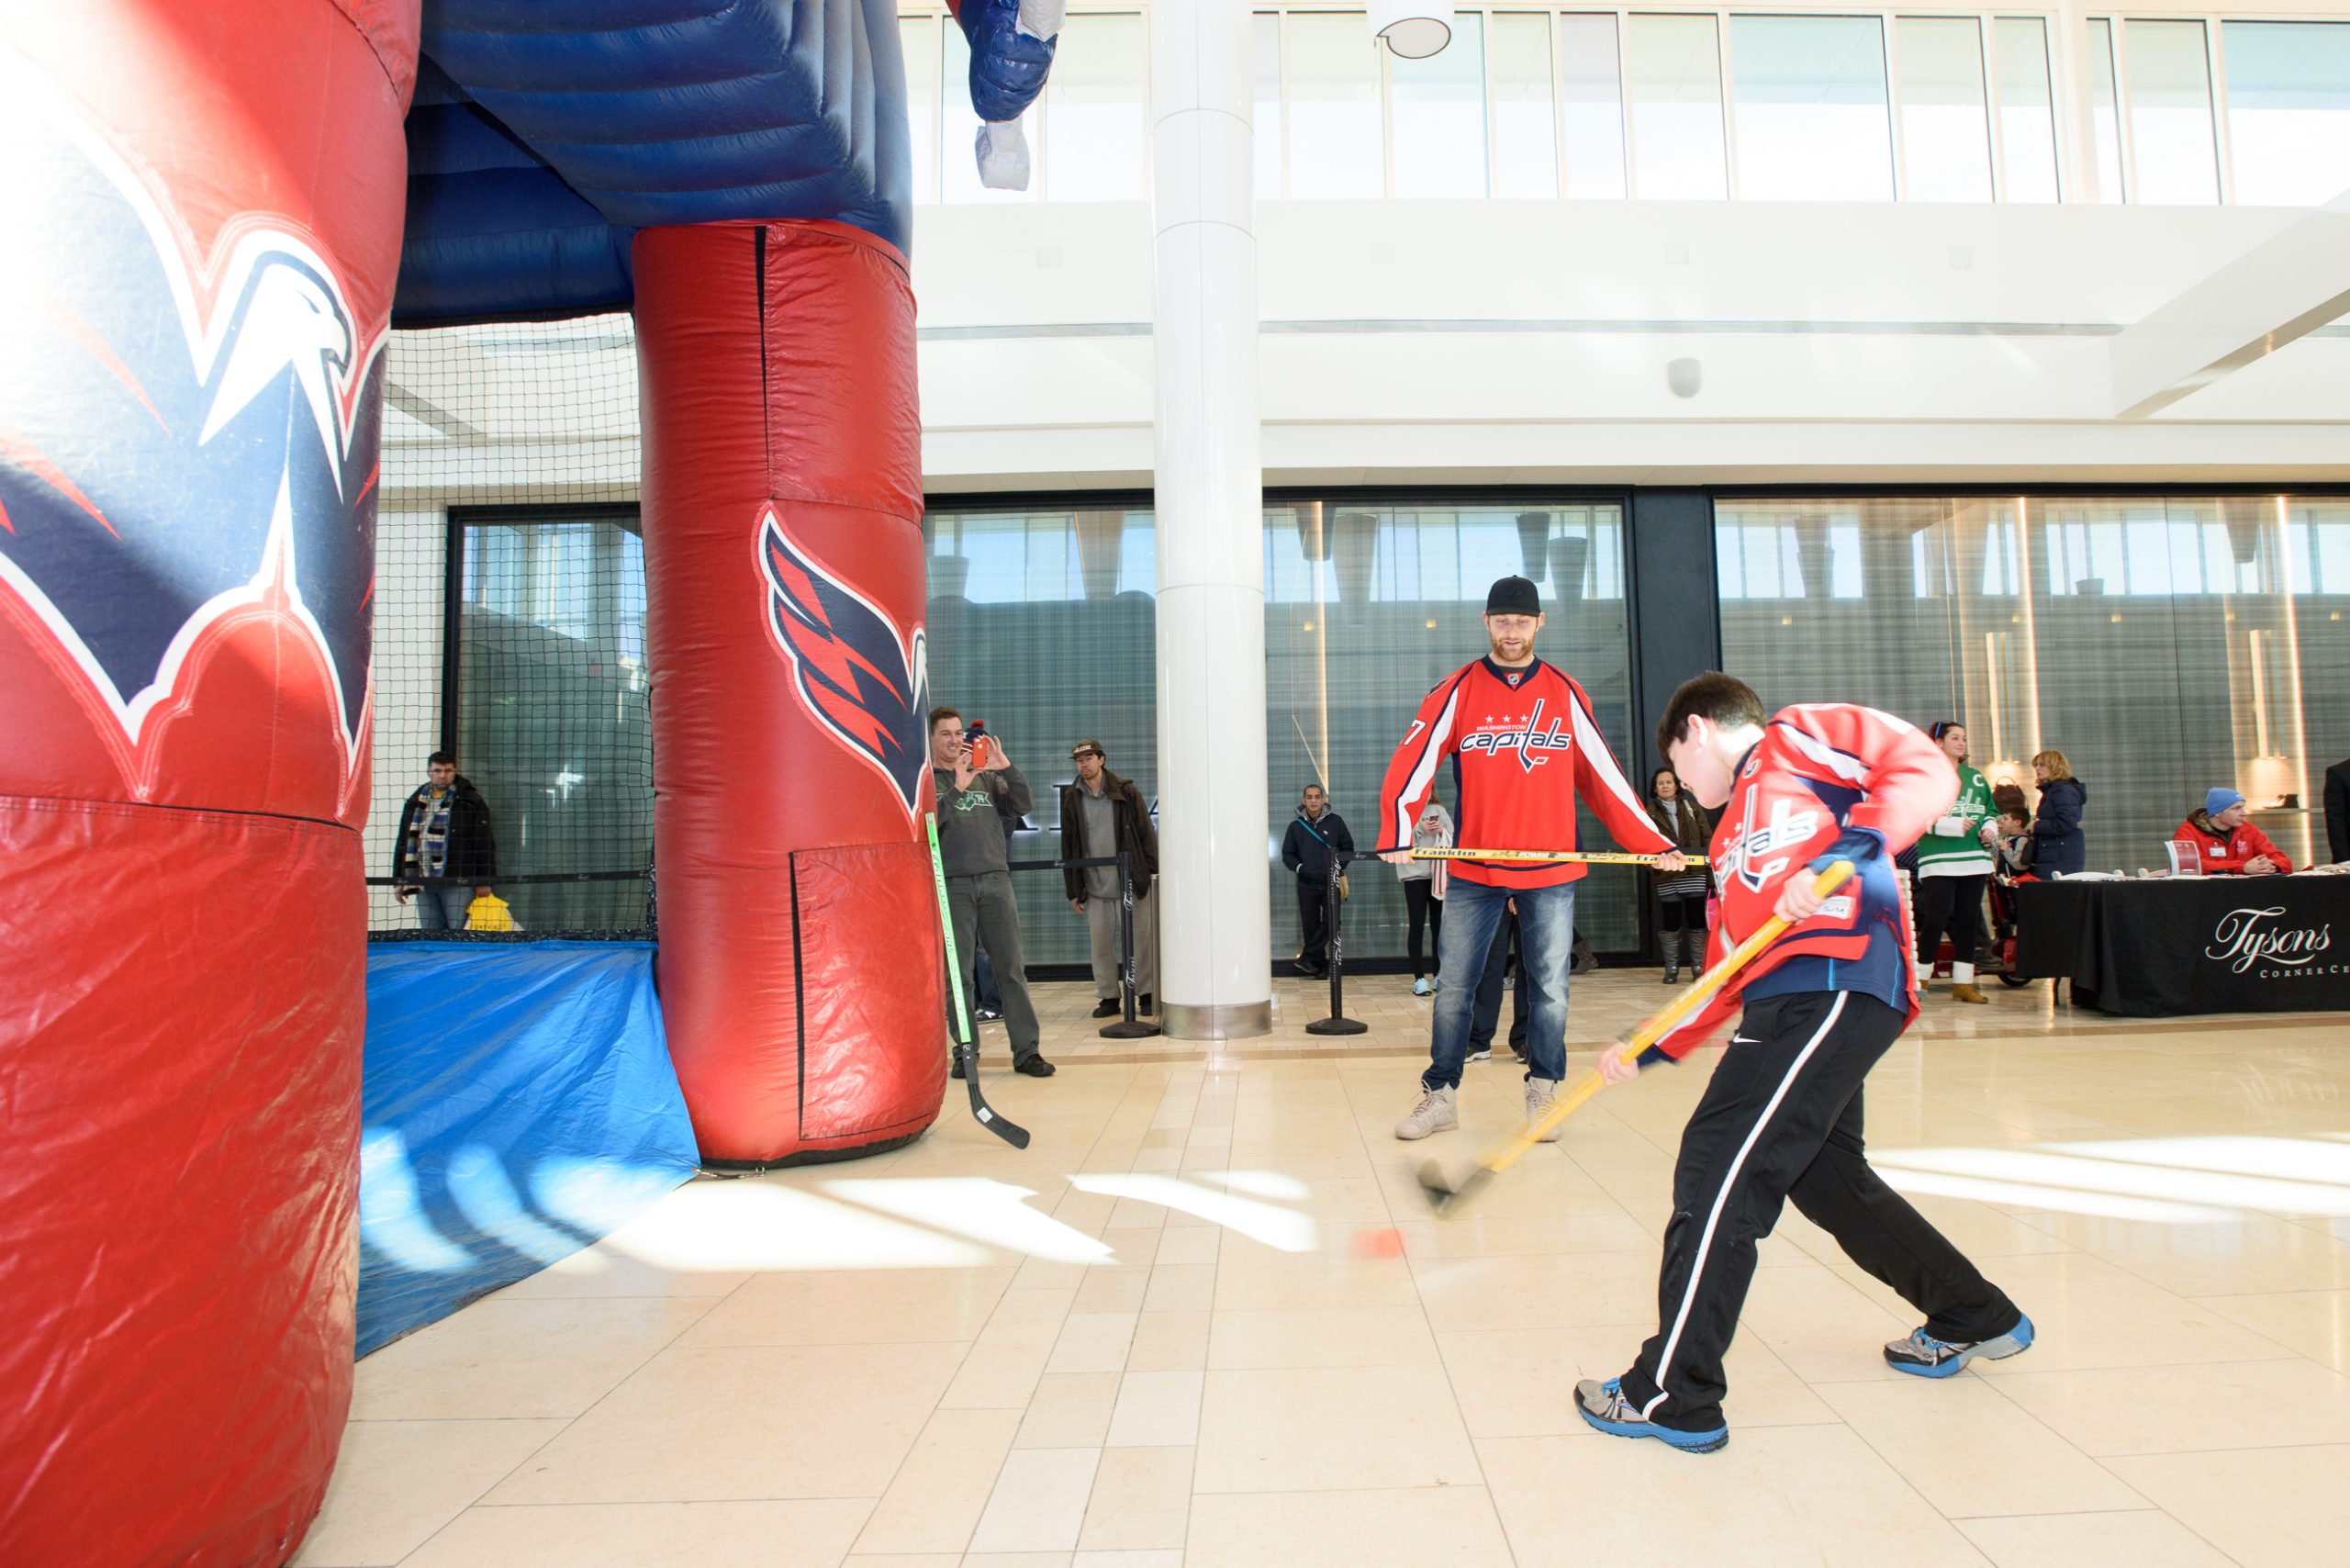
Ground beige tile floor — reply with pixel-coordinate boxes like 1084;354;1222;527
303;972;2350;1568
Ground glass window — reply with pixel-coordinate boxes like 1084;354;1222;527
1895;17;1992;203
2086;18;2125;202
923;505;1159;963
1391;11;1487;196
1490;12;1560;198
943;21;1041;204
453;510;653;934
1560;12;1628;198
1043;14;1148;200
1729;15;1893;201
1285;11;1384;198
1993;17;2059;202
1626;13;1728;199
1255;12;1285;196
1718;495;2334;875
2124;19;2219;206
901;16;941;204
2299;501;2350;594
2288;504;2350;778
1714;510;1865;599
1267;502;1639;955
2224;22;2350;207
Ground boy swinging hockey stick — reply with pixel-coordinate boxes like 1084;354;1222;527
1574;675;2033;1454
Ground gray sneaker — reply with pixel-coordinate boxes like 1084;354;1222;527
1576;1377;1728;1453
1394;1085;1459;1140
1884;1314;2035;1378
1526;1079;1562;1143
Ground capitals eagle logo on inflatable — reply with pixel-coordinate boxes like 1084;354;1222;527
0;89;381;799
758;505;930;818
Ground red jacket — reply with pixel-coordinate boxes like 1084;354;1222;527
1373;656;1670;890
1653;705;1956;1060
2173;813;2294;875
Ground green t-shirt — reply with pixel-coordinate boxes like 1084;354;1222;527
1918;762;1995;877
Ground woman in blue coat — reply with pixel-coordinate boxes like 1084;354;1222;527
2028;750;2087;875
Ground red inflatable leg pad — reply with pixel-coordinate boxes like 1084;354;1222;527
670;837;947;1163
0;799;362;1566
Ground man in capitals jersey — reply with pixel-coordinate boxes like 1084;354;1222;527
1375;575;1684;1144
1572;674;2030;1455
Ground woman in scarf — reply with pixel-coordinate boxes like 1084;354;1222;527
1647;767;1712;983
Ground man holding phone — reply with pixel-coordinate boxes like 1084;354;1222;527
930;707;1052;1077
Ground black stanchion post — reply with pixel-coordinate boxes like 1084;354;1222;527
1100;849;1160;1039
1305;851;1368;1036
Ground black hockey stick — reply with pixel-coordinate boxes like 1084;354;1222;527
926;812;1031;1149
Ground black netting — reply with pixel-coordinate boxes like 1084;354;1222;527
369;316;653;938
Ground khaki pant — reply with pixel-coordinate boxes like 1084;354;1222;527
1084;879;1158;1000
946;871;1040;1063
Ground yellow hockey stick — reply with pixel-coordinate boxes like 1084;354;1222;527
1417;859;1857;1215
1410;847;1708;868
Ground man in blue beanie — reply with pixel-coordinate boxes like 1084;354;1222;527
2175;787;2294;876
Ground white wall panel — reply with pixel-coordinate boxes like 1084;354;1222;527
907;196;2350;488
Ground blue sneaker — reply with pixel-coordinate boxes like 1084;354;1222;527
1884;1314;2035;1378
1574;1377;1728;1454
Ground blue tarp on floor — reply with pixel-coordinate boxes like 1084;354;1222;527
358;940;699;1355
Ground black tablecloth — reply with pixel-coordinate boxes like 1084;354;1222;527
2012;876;2350;1016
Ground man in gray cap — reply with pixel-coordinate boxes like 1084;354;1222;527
1374;575;1684;1141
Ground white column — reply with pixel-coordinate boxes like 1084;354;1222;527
2052;0;2102;204
1152;0;1270;1040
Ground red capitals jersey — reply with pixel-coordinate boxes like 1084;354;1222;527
1374;657;1670;890
1653;704;1957;1060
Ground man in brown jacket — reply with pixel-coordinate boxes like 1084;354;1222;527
1060;739;1159;1016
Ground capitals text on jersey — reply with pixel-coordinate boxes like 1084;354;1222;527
1456;698;1577;771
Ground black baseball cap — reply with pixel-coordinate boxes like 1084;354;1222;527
1485;576;1540;617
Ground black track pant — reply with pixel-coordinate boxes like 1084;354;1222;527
1913;874;1988;969
1296;878;1331;970
1618;990;2020;1433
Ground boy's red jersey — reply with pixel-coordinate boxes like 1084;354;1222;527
1374;657;1671;890
1652;704;1958;1060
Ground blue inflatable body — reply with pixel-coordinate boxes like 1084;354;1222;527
957;0;1059;122
396;0;914;323
358;941;699;1355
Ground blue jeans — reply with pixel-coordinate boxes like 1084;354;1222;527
415;884;473;930
1425;879;1574;1091
1468;911;1528;1054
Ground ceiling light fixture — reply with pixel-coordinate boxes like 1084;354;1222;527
1367;1;1452;58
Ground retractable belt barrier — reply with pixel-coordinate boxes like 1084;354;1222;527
1305;851;1371;1036
1003;851;1160;1039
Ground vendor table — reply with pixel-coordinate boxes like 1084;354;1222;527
2011;875;2350;1016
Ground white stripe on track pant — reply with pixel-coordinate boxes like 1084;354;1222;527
1618;989;2021;1432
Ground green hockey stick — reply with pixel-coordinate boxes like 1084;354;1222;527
926;812;1031;1149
